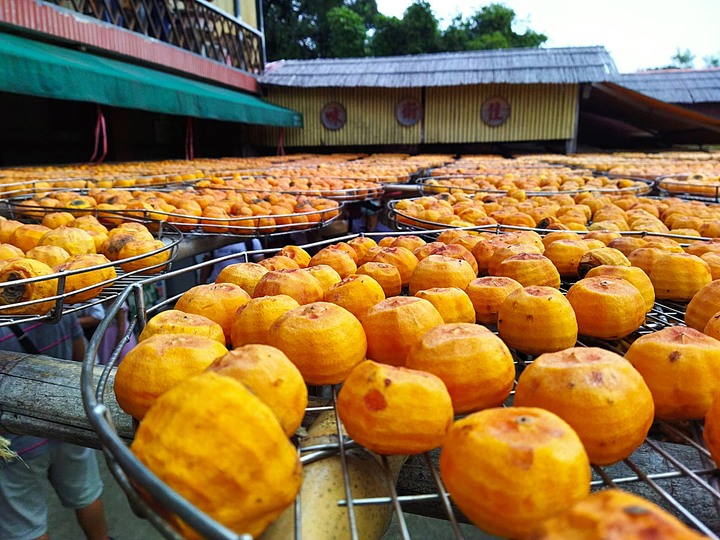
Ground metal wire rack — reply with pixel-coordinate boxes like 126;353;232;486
81;229;720;540
656;175;720;203
196;177;387;203
2;191;344;240
0;174;201;199
385;193;708;234
0;222;182;326
414;174;656;198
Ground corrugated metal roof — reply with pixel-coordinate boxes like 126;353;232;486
260;46;618;88
617;68;720;104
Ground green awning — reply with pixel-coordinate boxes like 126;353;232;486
0;31;303;127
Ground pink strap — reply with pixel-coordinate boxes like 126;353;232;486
88;104;108;163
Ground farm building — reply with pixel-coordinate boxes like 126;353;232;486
0;0;719;165
255;48;720;154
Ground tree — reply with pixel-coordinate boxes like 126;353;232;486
327;6;367;57
348;0;380;28
262;1;546;61
438;15;471;52
263;0;347;60
442;4;546;51
369;1;441;56
650;48;697;70
263;0;321;60
400;1;441;54
672;48;695;68
705;55;720;68
368;14;405;57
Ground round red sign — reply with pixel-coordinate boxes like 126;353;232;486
481;97;511;127
395;98;422;127
320;102;347;130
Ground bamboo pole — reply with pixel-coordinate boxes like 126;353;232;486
0;350;133;448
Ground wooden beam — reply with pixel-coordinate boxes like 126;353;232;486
0;351;133;448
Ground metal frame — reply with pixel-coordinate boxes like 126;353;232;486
81;228;720;539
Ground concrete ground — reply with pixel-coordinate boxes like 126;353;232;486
48;446;716;539
47;450;493;540
48;450;162;540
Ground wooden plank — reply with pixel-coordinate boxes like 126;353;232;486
0;351;133;448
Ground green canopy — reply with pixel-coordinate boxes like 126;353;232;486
0;31;302;127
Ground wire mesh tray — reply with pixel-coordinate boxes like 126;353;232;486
656;174;720;203
191;175;387;203
0;222;182;326
385;192;706;234
424;160;592;177
0;173;203;199
2;192;344;240
81;230;720;539
133;205;344;238
415;174;655;197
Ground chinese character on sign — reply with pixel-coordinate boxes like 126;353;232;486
481;97;511;127
320;102;347;130
396;98;422;127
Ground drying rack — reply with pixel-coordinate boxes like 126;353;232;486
2;191;344;240
81;229;720;539
0;173;200;199
191;176;387;203
413;174;656;197
656;174;720;203
0;221;182;326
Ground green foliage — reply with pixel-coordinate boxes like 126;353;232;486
349;0;380;28
650;48;708;70
647;49;720;70
370;1;441;56
705;55;720;68
327;6;367;57
263;0;547;61
438;15;470;52
369;14;405;57
445;4;547;51
672;48;695;68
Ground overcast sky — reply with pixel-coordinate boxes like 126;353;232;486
375;0;720;73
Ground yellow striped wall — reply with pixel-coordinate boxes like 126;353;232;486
211;0;258;29
240;0;257;28
253;84;578;147
254;88;423;147
426;84;577;143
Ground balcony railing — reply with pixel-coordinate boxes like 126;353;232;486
48;0;264;73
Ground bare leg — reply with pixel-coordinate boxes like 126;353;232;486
75;497;109;540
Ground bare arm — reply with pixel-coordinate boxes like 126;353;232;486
72;336;86;362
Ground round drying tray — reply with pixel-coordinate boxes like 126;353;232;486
3;191;344;240
0;222;182;326
81;229;720;540
414;174;655;197
194;176;386;203
656;174;720;203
